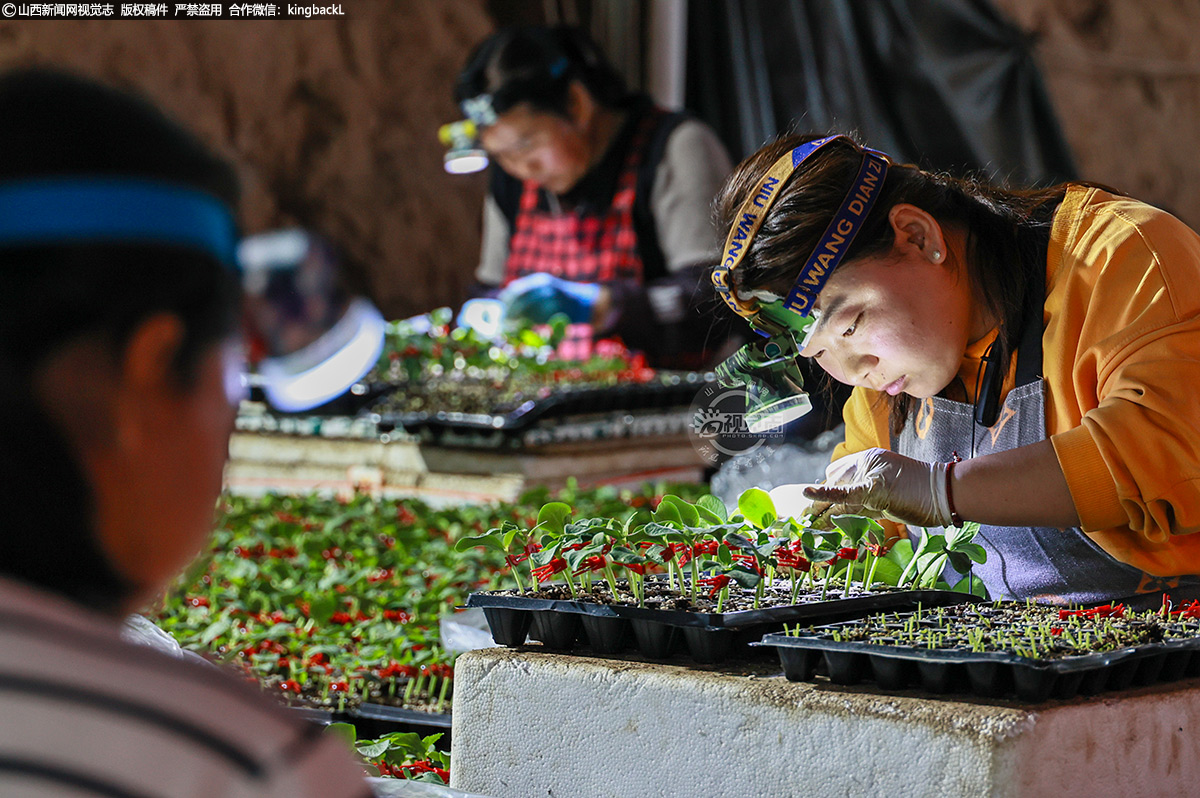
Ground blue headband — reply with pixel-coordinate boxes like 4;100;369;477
782;146;889;316
712;135;890;329
0;178;239;268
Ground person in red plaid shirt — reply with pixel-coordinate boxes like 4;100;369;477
452;25;735;369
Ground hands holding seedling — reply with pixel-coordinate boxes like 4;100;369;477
802;447;955;529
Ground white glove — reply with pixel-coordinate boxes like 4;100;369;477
803;447;954;528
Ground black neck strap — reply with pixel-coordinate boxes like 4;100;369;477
974;236;1047;428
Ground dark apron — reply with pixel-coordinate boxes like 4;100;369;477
894;294;1200;608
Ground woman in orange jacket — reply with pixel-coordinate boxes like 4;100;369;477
711;133;1200;606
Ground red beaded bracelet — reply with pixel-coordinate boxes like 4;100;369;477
945;452;963;528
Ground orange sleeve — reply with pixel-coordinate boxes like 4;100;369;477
1044;187;1200;575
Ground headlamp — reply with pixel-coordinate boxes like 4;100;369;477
710;135;890;431
438;119;489;175
238;229;386;413
0;177;385;413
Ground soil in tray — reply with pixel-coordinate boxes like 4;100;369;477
473;579;970;665
268;678;452;717
483;577;900;615
761;600;1200;702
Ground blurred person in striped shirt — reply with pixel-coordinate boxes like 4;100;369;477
0;68;372;798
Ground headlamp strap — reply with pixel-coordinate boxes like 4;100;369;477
711;135;841;323
710;134;891;327
783;149;889;316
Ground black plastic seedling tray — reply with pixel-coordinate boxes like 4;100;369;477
288;704;453;743
346;704;452;742
756;627;1200;703
375;374;713;437
467;589;977;665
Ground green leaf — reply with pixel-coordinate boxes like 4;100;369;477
309;594;337;626
881;538;914;569
537;502;572;536
547;315;568;348
862;556;904;587
245;590;271;615
199;617;230;646
608;546;645;565
802;540;839;564
659;496;700;527
915;552;948;588
651;501;682;526
716;544;733;567
640;522;678;538
951;541;987;564
530;548;560;568
722;532;755;552
643;544;671;565
831;515;884;545
756;538;783;559
356;739;391;759
381;732;425;765
945;520;982;549
726;565;761;590
324;722;357;747
501;522;523;551
566;518;609;536
920;535;947;555
737;488;776;529
946;550;973;575
454;533;506;553
952;573;989;598
563;545;602;570
696;495;728;523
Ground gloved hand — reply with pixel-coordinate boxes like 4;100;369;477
456;298;506;338
802;447;954;528
499;273;601;325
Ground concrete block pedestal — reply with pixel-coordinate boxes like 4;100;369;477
450;647;1199;798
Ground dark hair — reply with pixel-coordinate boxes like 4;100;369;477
454;25;628;120
0;68;242;613
714;133;1068;435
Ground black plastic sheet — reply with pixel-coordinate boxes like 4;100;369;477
687;0;1076;185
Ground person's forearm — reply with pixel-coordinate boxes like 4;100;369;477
952;439;1081;528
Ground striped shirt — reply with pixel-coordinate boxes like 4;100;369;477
0;577;373;798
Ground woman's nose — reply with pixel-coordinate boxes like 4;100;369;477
512;156;543;183
817;347;876;388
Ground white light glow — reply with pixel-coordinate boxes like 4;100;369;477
258;298;386;412
444;150;489;175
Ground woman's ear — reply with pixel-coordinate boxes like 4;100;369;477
888;203;947;264
114;313;186;450
566;80;597;130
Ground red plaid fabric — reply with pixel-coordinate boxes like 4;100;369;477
502;109;663;286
